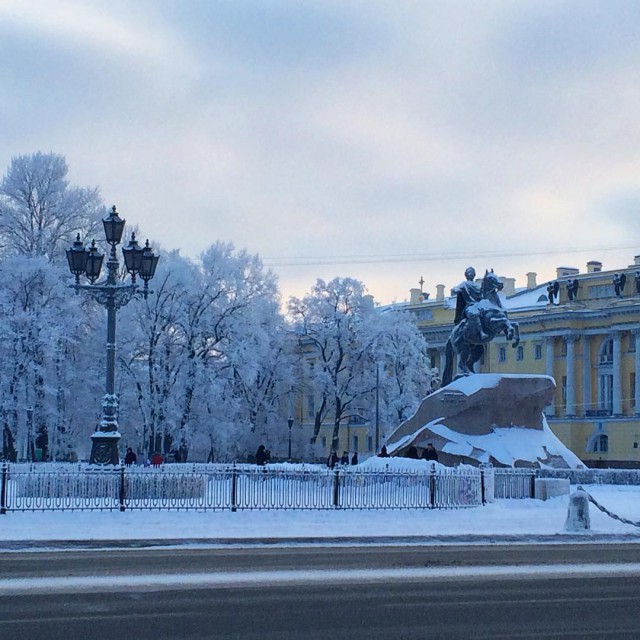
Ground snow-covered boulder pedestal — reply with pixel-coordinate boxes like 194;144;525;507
385;374;582;469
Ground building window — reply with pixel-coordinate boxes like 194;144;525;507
321;436;326;449
306;393;315;418
600;339;613;364
560;340;567;357
599;374;613;413
534;344;543;360
516;345;524;361
368;436;373;452
561;376;567;406
586;424;608;453
589;434;609;453
480;349;485;365
353;435;359;451
631;373;636;410
498;347;507;363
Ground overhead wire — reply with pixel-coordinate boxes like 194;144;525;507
262;245;638;267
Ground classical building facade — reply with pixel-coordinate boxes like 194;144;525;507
404;257;640;468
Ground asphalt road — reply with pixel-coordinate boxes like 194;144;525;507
2;544;640;639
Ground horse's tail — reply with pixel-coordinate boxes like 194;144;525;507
511;322;520;348
441;337;455;387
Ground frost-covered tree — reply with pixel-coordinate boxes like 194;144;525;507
119;242;291;461
0;256;101;461
118;250;190;457
0;152;103;261
374;308;436;437
289;278;435;452
288;278;381;451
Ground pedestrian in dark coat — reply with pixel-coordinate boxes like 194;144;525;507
351;452;358;465
124;447;137;466
255;444;268;466
422;443;439;462
340;451;349;465
327;451;339;469
378;445;389;458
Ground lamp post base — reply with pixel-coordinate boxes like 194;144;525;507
89;431;121;465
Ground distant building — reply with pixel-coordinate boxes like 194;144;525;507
403;256;640;468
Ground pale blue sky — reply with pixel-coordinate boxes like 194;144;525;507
1;0;639;303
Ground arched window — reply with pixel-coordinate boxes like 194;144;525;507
599;339;613;364
586;434;609;453
586;424;609;453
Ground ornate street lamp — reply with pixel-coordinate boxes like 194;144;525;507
66;205;159;465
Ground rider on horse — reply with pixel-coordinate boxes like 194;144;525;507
442;268;519;386
453;267;489;342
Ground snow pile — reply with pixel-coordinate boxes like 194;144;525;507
427;415;582;468
446;373;554;396
357;456;444;472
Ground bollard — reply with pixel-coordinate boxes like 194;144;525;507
565;485;590;531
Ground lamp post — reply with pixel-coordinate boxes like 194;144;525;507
26;407;34;462
287;417;294;460
375;363;380;454
66;206;159;465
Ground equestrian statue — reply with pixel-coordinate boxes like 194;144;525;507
441;268;520;386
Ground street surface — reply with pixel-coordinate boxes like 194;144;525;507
1;544;640;639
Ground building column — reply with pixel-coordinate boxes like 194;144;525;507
438;347;446;378
613;331;623;416
582;335;591;417
564;335;577;417
545;338;555;417
635;330;640;415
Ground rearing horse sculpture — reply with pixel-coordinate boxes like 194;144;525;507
442;270;520;386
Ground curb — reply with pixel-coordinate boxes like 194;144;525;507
4;532;640;551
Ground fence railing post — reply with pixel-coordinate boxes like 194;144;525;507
428;463;436;508
119;465;126;512
480;465;486;506
333;468;340;508
1;463;7;515
231;463;237;512
530;468;537;499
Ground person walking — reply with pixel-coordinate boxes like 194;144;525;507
124;447;137;466
327;450;339;469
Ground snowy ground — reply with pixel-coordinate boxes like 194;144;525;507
2;485;640;545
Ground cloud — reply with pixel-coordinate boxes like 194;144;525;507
0;0;199;74
1;1;640;304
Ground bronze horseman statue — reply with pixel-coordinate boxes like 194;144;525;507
442;268;520;386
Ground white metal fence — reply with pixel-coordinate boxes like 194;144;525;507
493;468;537;499
0;463;490;513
